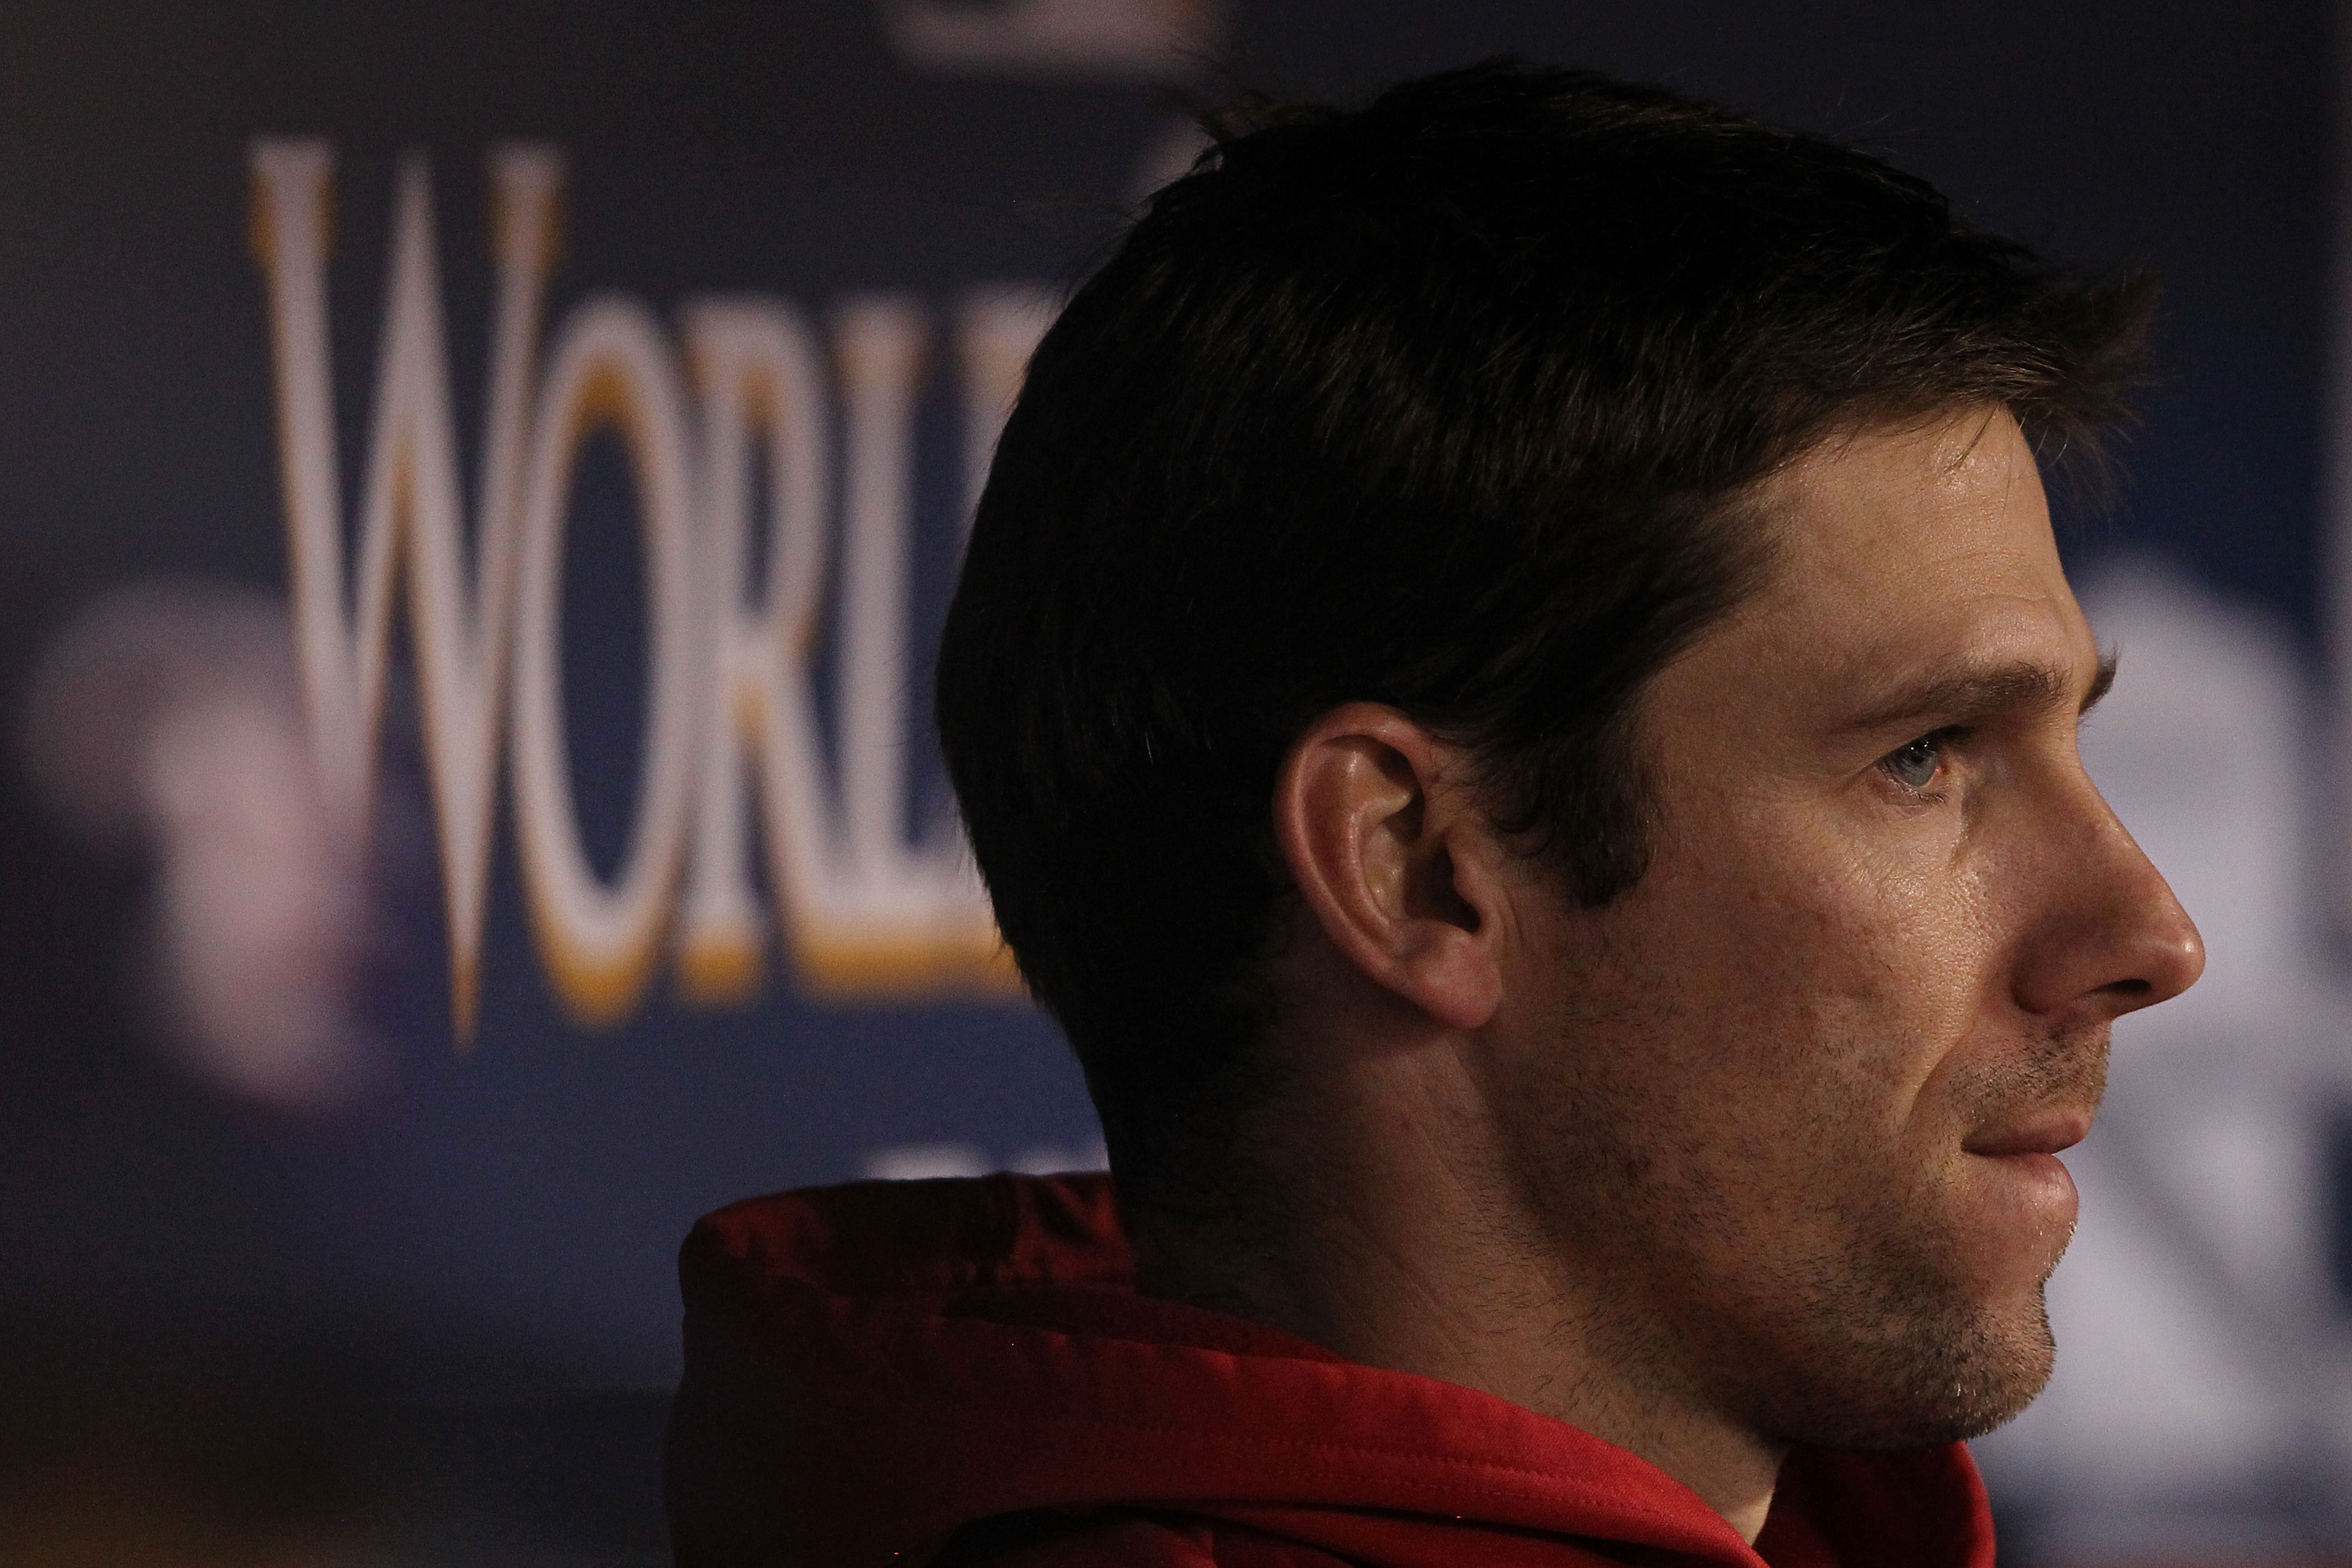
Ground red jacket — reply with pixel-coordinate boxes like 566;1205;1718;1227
665;1173;1997;1568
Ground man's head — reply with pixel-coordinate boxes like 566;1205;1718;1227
936;61;2199;1461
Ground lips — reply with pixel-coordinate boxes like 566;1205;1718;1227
1962;1112;2092;1159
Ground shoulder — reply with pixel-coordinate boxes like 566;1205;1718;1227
933;1509;1352;1568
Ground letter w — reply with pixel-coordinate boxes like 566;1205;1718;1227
250;141;561;1039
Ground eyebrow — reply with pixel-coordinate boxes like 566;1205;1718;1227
1841;651;2117;734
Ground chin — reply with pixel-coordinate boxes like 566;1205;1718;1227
1768;1280;2058;1451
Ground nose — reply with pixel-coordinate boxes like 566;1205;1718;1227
2012;782;2205;1025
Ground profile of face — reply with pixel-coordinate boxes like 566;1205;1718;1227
1484;407;2205;1451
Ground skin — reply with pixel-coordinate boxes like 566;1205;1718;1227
1129;407;2205;1542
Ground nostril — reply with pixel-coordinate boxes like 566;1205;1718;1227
2107;979;2152;998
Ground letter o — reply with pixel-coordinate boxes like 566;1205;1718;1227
511;294;699;1026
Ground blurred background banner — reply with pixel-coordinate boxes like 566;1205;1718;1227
0;2;2343;1561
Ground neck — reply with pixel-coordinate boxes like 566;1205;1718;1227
1127;1034;1785;1544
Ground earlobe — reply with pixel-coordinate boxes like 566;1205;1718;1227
1273;703;1506;1032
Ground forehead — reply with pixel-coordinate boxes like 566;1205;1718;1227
1726;408;2085;687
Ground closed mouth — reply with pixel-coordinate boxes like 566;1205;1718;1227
1962;1112;2091;1159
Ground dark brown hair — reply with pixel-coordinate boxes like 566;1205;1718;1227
936;60;2153;1219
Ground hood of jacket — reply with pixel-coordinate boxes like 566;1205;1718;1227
663;1172;1996;1568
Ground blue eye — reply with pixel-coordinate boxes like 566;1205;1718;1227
1881;733;1945;790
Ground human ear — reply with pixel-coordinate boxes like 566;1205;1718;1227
1271;703;1505;1031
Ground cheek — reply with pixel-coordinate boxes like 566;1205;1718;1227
1636;818;2002;1128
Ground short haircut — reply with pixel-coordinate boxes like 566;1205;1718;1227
935;60;2153;1218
